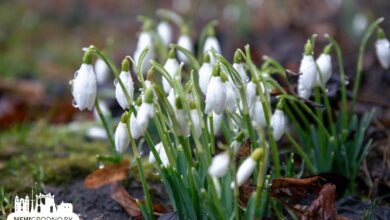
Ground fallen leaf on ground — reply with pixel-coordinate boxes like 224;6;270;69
270;176;349;220
84;159;130;189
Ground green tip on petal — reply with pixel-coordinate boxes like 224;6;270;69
189;101;196;109
142;19;154;31
144;88;154;104
168;48;176;59
377;27;386;39
175;97;183;109
146;67;155;82
251;148;263;161
235;131;244;142
136;96;143;106
121;58;130;72
304;39;313;56
220;72;228;82
276;99;284;110
82;49;93;65
323;43;333;55
180;25;190;35
212;63;221;77
203;53;211;64
234;50;242;64
120;112;130;123
207;26;216;37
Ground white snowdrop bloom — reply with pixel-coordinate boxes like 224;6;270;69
198;54;213;95
115;69;134;110
93;100;111;123
250;96;266;128
297;40;317;99
148;142;170;167
167;89;176;111
190;108;202;137
94;58;110;84
149;142;162;164
208;111;223;134
157;21;172;46
130;113;143;139
163;50;179;94
208;152;230;177
225;81;238;113
246;81;257;109
231;148;263;188
115;121;130;153
315;51;332;85
203;28;221;64
137;88;155;129
233;51;248;84
177;27;193;62
271;109;288;141
205;64;227;114
134;30;154;75
71;51;97;111
375;28;390;69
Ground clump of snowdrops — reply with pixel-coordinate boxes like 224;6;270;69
70;9;387;219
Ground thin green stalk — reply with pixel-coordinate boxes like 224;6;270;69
209;113;216;154
352;17;384;108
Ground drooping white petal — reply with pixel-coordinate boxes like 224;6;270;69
115;122;130;153
316;54;332;85
167;89;176;111
177;35;193;62
375;38;390;69
203;37;221;64
208;152;230;177
225;82;238;113
163;58;179;93
233;63;248;85
94;58;110;84
157;21;172;46
250;96;266;128
115;71;134;110
271;109;288;141
208;112;223;134
245;81;257;109
134;32;154;75
297;55;317;98
130;113;143;139
205;77;226;114
137;103;155;129
72;64;97;111
190;109;202;137
148;142;169;167
149;142;163;164
231;157;256;188
198;62;213;95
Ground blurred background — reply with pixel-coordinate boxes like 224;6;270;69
1;0;390;217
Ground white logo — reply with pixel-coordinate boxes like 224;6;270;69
7;193;79;220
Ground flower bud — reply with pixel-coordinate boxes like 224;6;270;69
205;63;227;114
94;58;110;84
177;26;193;62
163;49;179;93
115;59;134;110
208;152;230;177
298;41;317;99
198;53;213;95
203;27;221;64
375;28;390;69
271;106;287;141
115;113;130;153
231;148;263;188
149;142;169;167
134;23;154;75
157;21;172;46
315;44;333;86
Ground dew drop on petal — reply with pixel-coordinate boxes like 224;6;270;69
113;79;118;86
72;99;78;107
74;71;79;78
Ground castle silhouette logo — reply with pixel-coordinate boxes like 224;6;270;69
7;193;79;220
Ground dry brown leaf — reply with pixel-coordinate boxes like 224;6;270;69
110;182;142;218
84;159;130;189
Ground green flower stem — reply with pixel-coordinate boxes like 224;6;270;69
125;122;154;219
255;133;269;205
94;98;121;161
353;17;384;109
208;113;216;154
285;132;316;173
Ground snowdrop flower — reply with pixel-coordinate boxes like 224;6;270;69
115;113;130;153
233;51;248;84
231;148;263;188
157;21;172;46
134;20;154;75
115;59;134;110
375;28;390;69
94;58;110;84
175;98;190;137
297;40;317;99
167;89;176;111
71;49;97;111
198;53;213;95
163;49;179;94
203;27;221;64
246;81;257;109
316;44;333;85
208;152;230;177
271;102;288;141
149;142;170;167
137;88;155;129
177;26;193;62
225;80;238;113
205;63;227;114
190;102;202;137
130;112;143;139
250;96;266;128
208;111;223;135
